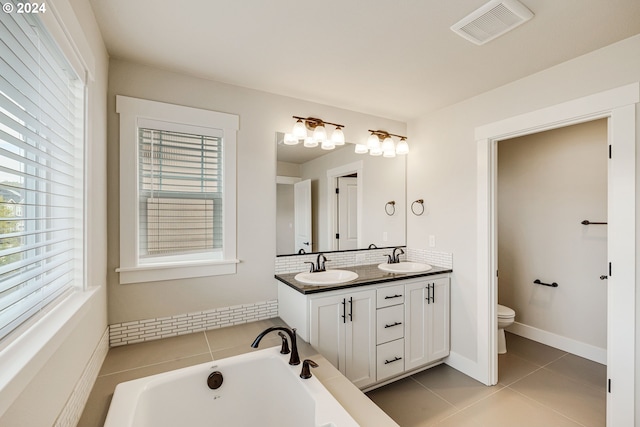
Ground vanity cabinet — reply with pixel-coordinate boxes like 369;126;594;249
405;277;450;370
277;271;450;390
309;289;376;388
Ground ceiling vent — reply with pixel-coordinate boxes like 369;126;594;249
451;0;534;45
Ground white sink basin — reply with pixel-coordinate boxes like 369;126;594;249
295;269;359;285
378;262;433;273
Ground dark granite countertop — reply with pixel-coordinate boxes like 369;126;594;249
275;263;453;295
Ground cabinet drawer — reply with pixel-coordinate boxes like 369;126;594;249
377;284;405;308
377;339;404;381
377;304;404;344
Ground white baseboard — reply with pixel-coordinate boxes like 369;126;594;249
507;322;606;364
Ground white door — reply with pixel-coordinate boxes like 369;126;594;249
294;179;312;254
337;177;358;250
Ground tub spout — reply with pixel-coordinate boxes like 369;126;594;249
251;326;300;365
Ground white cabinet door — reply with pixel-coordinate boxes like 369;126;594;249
310;289;376;389
429;278;450;361
345;291;376;388
310;293;345;371
404;277;450;371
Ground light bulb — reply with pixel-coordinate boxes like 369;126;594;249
367;133;380;150
303;136;318;148
354;144;368;154
283;133;298;145
292;119;307;139
331;127;345;145
381;136;394;152
396;139;409;155
313;125;327;143
383;147;396;158
369;147;383;156
321;139;335;150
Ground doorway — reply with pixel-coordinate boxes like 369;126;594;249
496;119;608;363
336;175;358;250
326;161;363;251
476;83;637;426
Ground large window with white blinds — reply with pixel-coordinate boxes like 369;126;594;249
116;96;238;284
0;10;85;340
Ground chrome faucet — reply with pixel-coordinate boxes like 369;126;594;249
251;326;300;365
303;253;329;273
386;247;404;264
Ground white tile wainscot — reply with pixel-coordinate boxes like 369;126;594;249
109;300;278;346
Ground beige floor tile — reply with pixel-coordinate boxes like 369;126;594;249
505;332;567;366
412;364;503;409
99;332;210;375
204;318;286;351
545;353;607;391
509;367;606;427
435;387;583;427
498;352;541;386
367;377;457;427
79;353;212;427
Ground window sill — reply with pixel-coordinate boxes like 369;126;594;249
116;259;239;284
0;288;99;417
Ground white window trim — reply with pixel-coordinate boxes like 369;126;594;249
115;96;239;284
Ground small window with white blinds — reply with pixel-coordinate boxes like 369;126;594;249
0;10;85;340
138;128;223;259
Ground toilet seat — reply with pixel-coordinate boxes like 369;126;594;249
497;304;515;318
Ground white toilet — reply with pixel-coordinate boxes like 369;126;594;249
497;304;516;354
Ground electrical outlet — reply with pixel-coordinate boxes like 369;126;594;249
355;254;366;264
429;235;436;247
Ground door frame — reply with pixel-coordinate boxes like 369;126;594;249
475;83;638;425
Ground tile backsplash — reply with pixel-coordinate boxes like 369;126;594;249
275;247;452;274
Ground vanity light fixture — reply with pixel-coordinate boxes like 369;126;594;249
360;130;409;157
289;116;346;150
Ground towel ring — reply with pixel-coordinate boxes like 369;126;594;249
385;201;396;216
411;199;425;216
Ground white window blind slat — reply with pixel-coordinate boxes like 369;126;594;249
0;55;75;133
0;9;84;341
1;9;76;104
0;74;73;143
0;107;75;163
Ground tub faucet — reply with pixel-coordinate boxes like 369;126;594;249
251;326;300;365
386;247;404;264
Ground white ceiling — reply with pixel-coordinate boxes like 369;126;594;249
89;0;640;121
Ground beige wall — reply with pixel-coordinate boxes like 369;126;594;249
106;60;406;324
497;120;608;350
406;34;639;412
0;0;109;425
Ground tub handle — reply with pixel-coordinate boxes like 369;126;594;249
300;359;319;379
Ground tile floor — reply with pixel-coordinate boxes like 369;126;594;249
367;332;606;427
80;324;606;427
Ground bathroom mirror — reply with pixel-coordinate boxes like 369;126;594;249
276;132;406;255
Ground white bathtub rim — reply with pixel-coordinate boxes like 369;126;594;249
104;346;359;427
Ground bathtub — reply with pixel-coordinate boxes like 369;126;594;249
104;346;360;427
